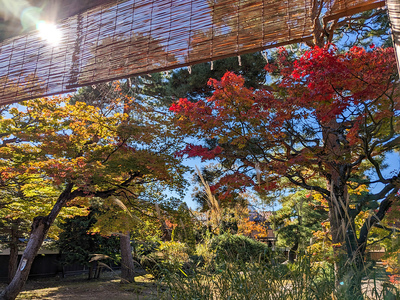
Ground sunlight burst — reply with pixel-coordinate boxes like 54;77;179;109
36;20;62;46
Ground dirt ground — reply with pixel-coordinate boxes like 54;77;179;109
0;272;161;300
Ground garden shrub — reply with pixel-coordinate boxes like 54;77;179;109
210;233;271;264
135;238;160;257
141;240;190;278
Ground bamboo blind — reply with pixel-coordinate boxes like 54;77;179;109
325;0;385;22
0;0;386;105
386;0;400;74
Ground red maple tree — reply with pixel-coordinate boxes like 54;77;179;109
171;45;400;295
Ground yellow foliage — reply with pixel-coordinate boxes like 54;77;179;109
238;218;268;239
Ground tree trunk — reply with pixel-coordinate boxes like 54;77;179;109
288;226;300;263
0;184;74;300
288;242;298;263
8;221;20;284
0;217;50;300
289;210;302;263
120;231;135;283
328;186;363;300
88;261;97;280
95;264;102;279
323;120;364;299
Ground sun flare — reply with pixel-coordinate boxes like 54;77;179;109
36;20;62;46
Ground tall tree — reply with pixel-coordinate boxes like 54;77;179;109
72;79;190;284
0;86;186;300
272;189;328;262
170;45;400;297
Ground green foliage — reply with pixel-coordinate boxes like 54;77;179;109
271;189;328;259
170;204;197;253
135;236;161;257
195;231;215;268
58;211;120;267
142;240;190;278
210;233;271;265
157;241;190;270
159;253;399;300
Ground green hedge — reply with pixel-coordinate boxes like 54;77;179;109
210;233;271;264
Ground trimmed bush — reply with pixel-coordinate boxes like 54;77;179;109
210;233;271;264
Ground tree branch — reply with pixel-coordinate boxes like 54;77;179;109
357;190;398;250
286;173;330;198
374;223;400;233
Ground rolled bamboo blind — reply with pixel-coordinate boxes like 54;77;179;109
0;0;386;105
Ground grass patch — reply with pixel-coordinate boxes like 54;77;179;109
158;257;400;300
